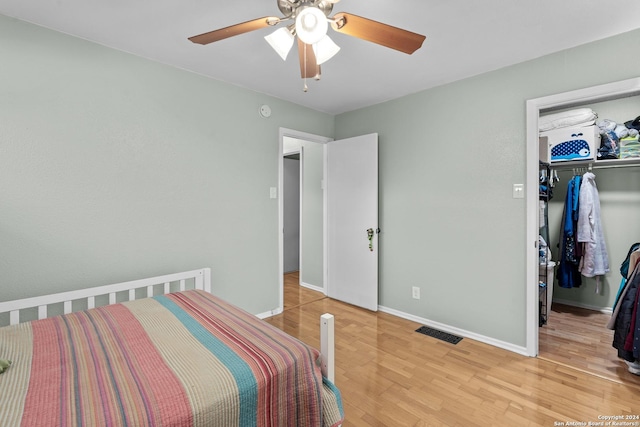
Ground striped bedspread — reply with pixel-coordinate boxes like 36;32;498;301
0;290;343;427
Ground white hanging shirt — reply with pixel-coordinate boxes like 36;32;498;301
577;172;610;285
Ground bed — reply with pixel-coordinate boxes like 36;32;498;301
0;268;343;426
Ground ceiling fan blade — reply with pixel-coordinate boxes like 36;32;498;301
189;17;280;45
331;12;425;54
298;39;321;79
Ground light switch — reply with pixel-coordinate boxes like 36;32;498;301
270;187;277;199
513;184;524;199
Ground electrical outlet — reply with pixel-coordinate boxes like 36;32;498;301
412;286;420;300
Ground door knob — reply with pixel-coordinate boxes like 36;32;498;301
367;228;374;251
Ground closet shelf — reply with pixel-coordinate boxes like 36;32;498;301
549;157;640;171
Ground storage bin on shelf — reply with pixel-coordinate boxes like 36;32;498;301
539;125;599;163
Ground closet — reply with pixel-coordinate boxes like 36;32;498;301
536;92;640;383
543;97;640;310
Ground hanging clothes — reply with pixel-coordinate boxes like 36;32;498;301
612;243;640;310
607;246;640;329
576;172;610;292
608;246;640;370
557;175;582;288
624;288;640;357
610;259;640;363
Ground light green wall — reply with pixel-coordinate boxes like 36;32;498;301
0;15;334;314
334;28;640;346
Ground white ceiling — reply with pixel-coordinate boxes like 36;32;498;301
2;0;640;115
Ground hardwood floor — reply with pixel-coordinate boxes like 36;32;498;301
265;274;640;426
539;303;640;387
283;271;326;310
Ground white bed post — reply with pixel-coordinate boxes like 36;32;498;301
320;313;335;383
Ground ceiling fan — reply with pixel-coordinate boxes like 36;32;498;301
188;0;426;90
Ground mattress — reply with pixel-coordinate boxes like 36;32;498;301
0;290;343;427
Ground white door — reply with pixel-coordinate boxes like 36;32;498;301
327;133;378;311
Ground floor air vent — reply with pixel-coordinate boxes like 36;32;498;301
415;326;463;344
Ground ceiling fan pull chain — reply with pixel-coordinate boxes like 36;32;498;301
303;42;309;92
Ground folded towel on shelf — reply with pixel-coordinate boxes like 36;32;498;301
620;136;640;159
539;108;597;132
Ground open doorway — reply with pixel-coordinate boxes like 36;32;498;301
283;150;326;310
283;151;301;275
278;128;332;313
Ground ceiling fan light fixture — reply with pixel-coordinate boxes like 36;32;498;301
264;27;295;60
295;7;328;45
313;35;340;65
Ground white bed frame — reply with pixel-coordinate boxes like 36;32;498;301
0;268;335;382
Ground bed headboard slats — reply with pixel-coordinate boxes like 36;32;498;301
1;268;212;326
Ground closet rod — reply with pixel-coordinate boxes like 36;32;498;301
593;162;640;170
551;158;640;171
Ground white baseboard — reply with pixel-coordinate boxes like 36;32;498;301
378;305;530;357
552;298;613;314
259;301;530;357
257;282;324;319
300;282;326;294
256;306;283;319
